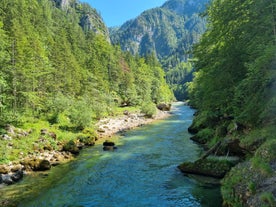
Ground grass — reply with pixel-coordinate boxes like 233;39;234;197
0;119;98;164
260;192;276;207
221;130;276;207
240;126;276;149
112;106;140;116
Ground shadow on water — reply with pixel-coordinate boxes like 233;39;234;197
0;102;222;207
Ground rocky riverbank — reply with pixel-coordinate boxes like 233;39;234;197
0;108;170;186
96;109;170;138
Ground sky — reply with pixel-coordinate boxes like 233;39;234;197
82;0;168;27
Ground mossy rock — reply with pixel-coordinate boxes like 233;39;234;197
78;135;95;146
62;140;79;154
156;103;171;111
0;165;9;174
21;158;51;171
178;158;234;178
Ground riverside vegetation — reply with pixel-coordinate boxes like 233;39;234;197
183;0;276;206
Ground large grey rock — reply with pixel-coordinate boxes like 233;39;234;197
11;170;23;182
2;174;14;185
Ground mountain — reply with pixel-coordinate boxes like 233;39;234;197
110;0;209;69
109;0;209;100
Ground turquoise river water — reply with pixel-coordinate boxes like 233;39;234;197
0;102;222;207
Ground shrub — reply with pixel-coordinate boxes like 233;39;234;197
77;134;95;146
63;140;79;154
141;102;157;118
196;128;215;143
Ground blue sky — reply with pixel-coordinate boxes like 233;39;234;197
82;0;168;27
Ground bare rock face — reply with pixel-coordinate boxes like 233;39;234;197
79;14;110;42
52;0;71;9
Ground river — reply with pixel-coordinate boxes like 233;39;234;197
0;102;222;207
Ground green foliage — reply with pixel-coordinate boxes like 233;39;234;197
196;128;215;143
189;1;276;205
0;0;173;130
240;126;276;152
63;140;79;154
248;181;256;195
67;99;93;130
189;0;276;129
255;139;276;163
166;61;193;100
141;102;157;118
251;157;272;176
260;192;276;207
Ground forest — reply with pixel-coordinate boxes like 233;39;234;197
187;0;276;206
0;0;173;129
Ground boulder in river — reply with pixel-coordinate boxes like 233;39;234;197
103;140;117;151
103;140;115;146
157;103;171;111
10;170;23;182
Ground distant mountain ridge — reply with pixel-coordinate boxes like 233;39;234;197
110;0;209;69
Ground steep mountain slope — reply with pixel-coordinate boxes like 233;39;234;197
110;0;209;69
